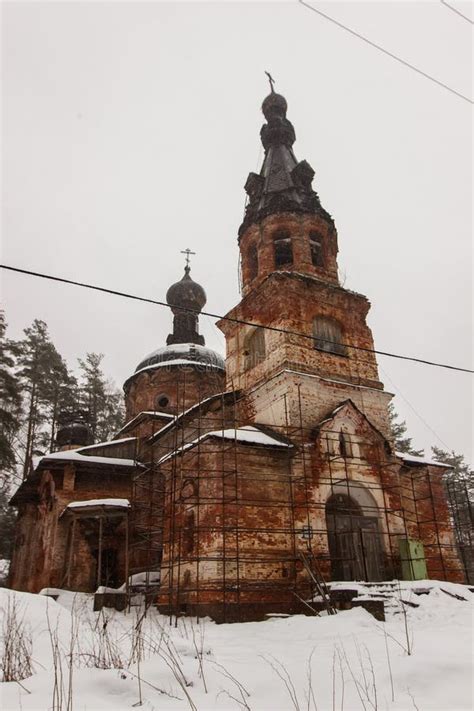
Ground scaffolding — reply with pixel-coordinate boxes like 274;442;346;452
128;378;473;622
127;403;168;605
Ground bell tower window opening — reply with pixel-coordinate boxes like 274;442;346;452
248;244;259;281
273;230;293;268
339;431;353;458
313;316;346;356
309;231;324;267
243;327;266;370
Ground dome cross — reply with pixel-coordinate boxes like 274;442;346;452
181;248;196;273
265;70;276;94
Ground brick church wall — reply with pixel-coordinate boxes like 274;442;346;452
124;365;225;420
9;465;132;593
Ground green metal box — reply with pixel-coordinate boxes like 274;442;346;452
399;538;428;580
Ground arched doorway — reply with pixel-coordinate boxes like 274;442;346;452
326;492;384;581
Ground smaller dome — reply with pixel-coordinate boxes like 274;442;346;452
166;267;206;313
56;411;93;448
262;92;288;121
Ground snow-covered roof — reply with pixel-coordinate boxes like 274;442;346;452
157;426;291;465
117;410;175;435
61;499;130;518
148;390;234;443
34;450;137;469
67;498;130;510
77;437;136;452
133;359;225;378
215;426;290;447
396;451;451;468
316;403;346;428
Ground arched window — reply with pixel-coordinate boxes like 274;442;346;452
338;431;353;458
244;328;265;370
248;244;258;280
309;231;324;267
313;317;346;355
273;230;293;268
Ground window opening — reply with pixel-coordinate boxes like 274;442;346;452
248;244;259;280
309;231;324;267
273;230;293;267
313;317;346;355
339;431;352;458
157;395;170;409
244;328;266;370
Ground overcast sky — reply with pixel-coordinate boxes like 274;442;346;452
2;1;472;461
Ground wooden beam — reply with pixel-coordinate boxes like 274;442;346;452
97;517;103;588
67;517;76;589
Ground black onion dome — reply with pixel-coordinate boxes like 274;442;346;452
166;267;207;313
125;264;224;389
56;411;93;448
261;92;288;120
134;343;225;374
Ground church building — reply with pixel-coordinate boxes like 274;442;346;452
8;87;465;621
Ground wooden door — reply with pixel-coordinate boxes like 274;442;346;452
328;513;384;581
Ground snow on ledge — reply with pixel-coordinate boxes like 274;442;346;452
34;450;137;469
132;359;224;378
77;437;136;452
396;451;451;468
158;426;291;465
148;391;236;443
214;426;290;447
117;410;175;435
67;498;130;510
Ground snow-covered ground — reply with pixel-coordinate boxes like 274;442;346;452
0;580;472;710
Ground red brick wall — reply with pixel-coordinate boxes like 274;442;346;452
124;365;225;420
9;465;132;593
239;212;339;296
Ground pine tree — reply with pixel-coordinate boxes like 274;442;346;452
432;446;473;581
388;403;424;456
15;320;73;476
97;386;125;442
0;488;16;561
0;311;22;491
0;312;22;575
78;353;124;442
42;365;79;453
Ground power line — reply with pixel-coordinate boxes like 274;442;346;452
298;0;473;104
440;0;474;25
380;365;452;451
2;263;473;374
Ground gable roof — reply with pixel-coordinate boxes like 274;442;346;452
396;451;451;469
157;425;292;466
148;390;241;444
116;410;175;437
33;449;138;470
314;399;392;452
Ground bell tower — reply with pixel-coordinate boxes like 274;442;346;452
217;87;393;438
239;90;338;295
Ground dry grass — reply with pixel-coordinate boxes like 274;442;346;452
0;593;33;683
